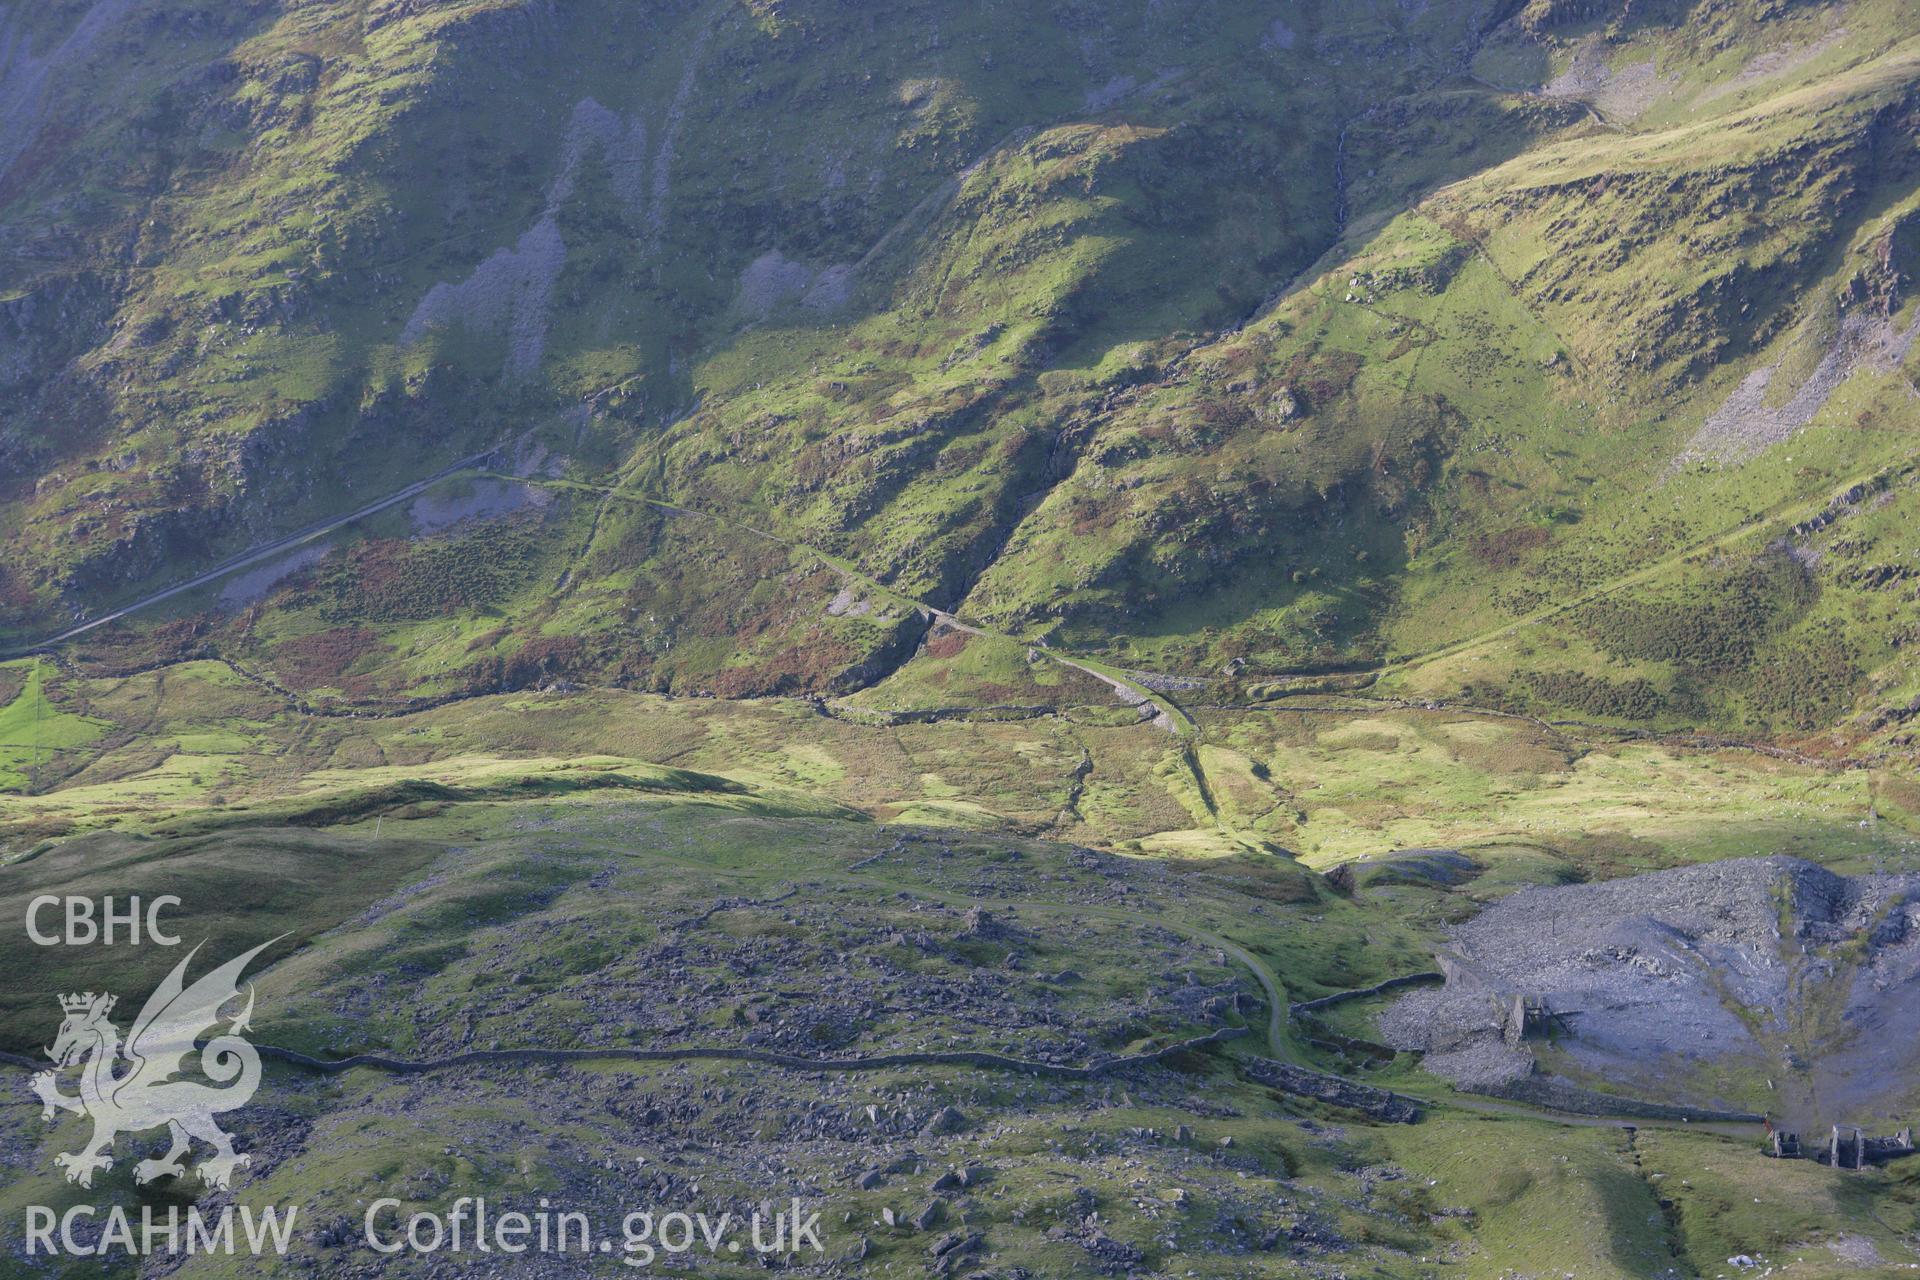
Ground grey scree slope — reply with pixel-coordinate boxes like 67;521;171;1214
1380;856;1920;1129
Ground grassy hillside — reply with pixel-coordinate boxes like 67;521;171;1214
4;0;1914;751
10;7;1920;1276
5;763;1919;1277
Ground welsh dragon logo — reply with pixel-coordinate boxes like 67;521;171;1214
31;938;277;1190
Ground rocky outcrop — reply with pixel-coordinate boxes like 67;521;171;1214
1241;1057;1423;1124
1481;1076;1761;1123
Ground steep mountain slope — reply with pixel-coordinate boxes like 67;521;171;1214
4;0;1918;749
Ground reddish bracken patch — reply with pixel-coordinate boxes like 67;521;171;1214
1280;345;1364;405
0;123;78;208
272;625;383;687
460;633;590;691
923;628;972;660
707;636;861;698
0;563;34;611
1470;525;1551;569
70;618;215;675
517;635;584;671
